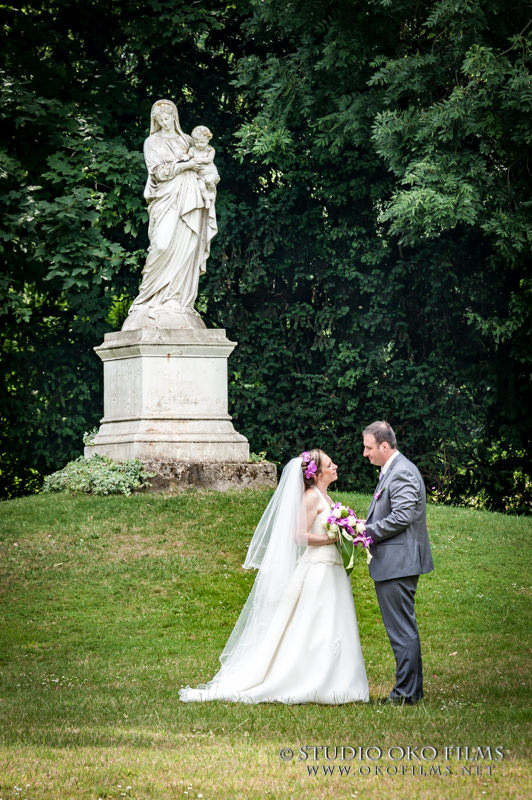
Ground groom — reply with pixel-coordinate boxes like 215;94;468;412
363;421;434;705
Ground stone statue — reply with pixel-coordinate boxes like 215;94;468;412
123;99;218;331
189;125;220;209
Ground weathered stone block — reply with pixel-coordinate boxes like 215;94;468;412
88;327;250;464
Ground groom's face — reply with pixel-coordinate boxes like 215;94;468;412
363;434;390;467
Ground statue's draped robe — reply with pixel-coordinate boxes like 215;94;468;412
129;133;217;312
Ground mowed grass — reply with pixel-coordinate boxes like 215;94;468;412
0;490;530;800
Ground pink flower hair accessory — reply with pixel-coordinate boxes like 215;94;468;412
300;451;317;480
304;461;317;480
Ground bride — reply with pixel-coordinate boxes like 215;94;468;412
179;449;369;704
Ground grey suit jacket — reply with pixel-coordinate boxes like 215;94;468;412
366;452;434;582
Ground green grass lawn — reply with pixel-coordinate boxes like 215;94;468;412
0;490;530;799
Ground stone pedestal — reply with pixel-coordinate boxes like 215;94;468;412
87;328;250;463
134;461;277;493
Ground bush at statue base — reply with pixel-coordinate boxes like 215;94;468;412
42;455;154;496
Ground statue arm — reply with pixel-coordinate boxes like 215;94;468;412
154;160;199;180
144;137;199;182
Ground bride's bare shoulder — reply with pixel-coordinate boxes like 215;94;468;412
304;487;320;511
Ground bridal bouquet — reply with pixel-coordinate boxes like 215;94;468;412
324;502;373;575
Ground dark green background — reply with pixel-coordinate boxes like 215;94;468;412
1;0;530;511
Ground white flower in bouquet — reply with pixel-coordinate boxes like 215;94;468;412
323;502;373;575
327;522;340;540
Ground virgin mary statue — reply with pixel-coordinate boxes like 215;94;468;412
123;99;218;330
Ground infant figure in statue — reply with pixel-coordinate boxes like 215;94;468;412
188;125;220;209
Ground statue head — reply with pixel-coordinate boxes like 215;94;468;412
150;99;184;135
191;125;213;143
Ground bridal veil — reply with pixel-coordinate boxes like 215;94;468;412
189;457;308;690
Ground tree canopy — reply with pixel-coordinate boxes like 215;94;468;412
1;0;530;511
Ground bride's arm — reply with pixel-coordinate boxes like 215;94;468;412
304;490;335;547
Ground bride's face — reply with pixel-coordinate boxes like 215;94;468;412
319;453;338;487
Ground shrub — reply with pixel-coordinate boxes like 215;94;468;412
42;455;154;496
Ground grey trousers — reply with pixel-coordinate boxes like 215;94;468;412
374;575;424;700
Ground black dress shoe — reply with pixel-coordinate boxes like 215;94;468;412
377;695;421;705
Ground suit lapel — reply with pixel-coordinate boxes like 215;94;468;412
367;453;404;520
367;471;383;520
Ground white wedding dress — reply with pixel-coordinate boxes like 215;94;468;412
179;499;369;704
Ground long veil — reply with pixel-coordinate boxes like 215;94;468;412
186;457;308;692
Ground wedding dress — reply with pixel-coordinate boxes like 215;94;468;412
179;478;369;704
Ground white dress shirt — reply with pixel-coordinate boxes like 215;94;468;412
381;449;400;477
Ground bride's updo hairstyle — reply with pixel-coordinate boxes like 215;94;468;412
301;449;326;490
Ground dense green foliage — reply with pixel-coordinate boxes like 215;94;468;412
1;0;530;510
42;454;155;495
